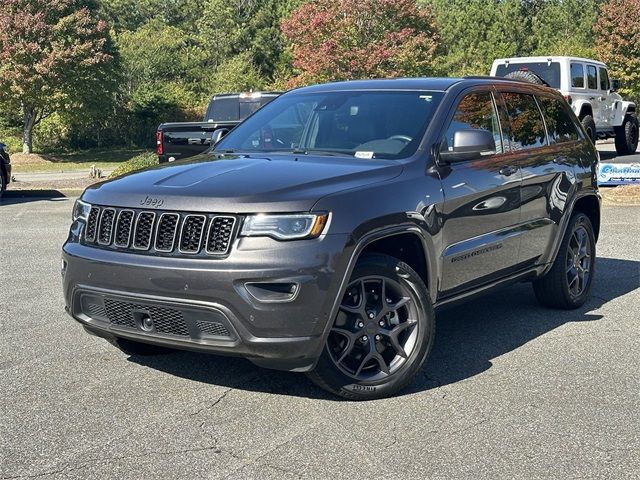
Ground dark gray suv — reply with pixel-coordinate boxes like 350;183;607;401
62;77;600;399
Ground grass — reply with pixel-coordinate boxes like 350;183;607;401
10;148;149;173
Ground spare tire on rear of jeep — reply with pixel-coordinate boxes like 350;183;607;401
504;70;548;86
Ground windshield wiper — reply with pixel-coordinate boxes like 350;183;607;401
289;148;352;157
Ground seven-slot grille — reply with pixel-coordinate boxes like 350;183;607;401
84;206;237;257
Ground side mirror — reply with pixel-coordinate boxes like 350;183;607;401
211;128;230;145
439;129;496;163
611;79;621;92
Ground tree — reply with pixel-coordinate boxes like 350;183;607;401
281;0;438;87
425;0;529;76
595;0;640;103
531;0;598;58
0;0;114;153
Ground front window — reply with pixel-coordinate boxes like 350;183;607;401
215;90;444;160
599;67;610;91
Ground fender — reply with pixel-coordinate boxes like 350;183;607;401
539;188;601;277
573;99;593;119
620;100;637;118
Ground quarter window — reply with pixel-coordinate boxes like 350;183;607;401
443;91;503;155
599;67;610;91
571;63;585;88
537;96;579;144
501;92;547;150
587;65;598;89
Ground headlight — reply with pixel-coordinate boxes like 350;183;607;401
72;199;91;222
241;213;328;240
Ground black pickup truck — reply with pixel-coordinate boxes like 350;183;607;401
156;92;281;163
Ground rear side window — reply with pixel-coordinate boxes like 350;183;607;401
443;91;503;154
571;63;585;88
537;96;579;144
501;92;547;150
587;65;598;89
599;67;610;91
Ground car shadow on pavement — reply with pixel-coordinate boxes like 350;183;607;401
0;189;70;205
128;256;639;400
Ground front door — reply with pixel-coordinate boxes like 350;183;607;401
438;89;522;296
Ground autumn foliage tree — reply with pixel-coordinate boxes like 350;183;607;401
281;0;438;87
594;0;640;102
0;0;114;153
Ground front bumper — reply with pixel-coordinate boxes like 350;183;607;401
62;233;351;371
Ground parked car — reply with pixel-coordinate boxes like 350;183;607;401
491;56;638;155
156;91;281;163
0;142;11;198
63;77;600;399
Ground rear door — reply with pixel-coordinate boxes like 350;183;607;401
495;89;579;266
438;88;523;295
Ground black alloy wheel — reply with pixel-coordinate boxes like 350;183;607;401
308;254;435;400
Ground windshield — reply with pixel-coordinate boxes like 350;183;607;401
495;62;561;88
215;90;444;159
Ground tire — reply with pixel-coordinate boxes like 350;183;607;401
614;114;639;155
0;171;6;198
533;212;596;309
307;253;435;400
109;337;172;356
581;115;596;144
504;70;547;86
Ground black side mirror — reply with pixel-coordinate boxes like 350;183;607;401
211;128;230;145
611;79;621;92
440;129;496;163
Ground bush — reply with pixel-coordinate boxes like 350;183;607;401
109;151;158;178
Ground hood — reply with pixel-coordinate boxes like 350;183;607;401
82;152;403;213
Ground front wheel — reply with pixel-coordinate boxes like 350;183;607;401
307;253;435;400
614;114;639;155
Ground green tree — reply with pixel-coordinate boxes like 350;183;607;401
425;0;529;76
531;0;598;57
0;0;115;153
595;0;640;102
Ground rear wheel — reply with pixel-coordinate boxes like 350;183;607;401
109;337;172;356
0;171;6;198
533;213;595;309
614;114;639;155
307;254;435;400
581;115;596;144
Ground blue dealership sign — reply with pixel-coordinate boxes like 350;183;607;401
598;163;640;186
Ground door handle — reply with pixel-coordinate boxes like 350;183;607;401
553;156;567;164
499;165;519;176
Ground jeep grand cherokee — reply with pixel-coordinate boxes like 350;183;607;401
62;78;600;399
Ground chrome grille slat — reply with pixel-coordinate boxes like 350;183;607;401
179;215;206;254
114;210;135;248
85;207;100;242
133;212;156;250
97;208;116;245
206;216;236;255
154;213;180;252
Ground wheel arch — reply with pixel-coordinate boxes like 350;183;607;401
573;194;601;242
577;102;593;119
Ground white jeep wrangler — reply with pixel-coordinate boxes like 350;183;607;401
491;56;638;155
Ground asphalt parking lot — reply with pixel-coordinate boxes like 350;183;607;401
1;198;639;479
